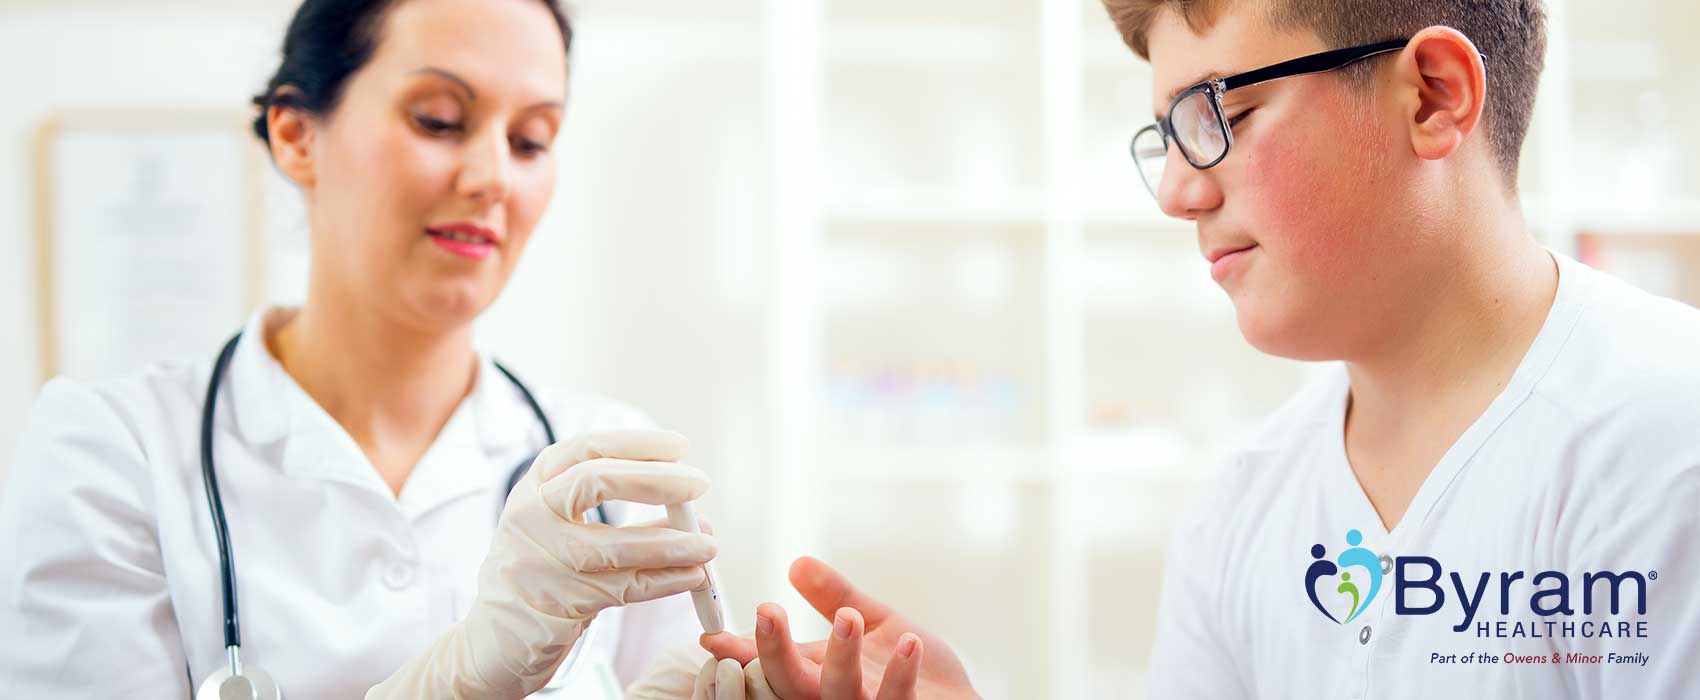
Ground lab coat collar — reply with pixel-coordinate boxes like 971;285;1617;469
227;306;393;495
226;306;529;516
226;307;297;447
469;355;547;457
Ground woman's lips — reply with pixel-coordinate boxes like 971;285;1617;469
1209;244;1257;282
426;228;494;260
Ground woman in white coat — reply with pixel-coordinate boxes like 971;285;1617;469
0;0;724;697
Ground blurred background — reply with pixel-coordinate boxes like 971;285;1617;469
1;0;1696;697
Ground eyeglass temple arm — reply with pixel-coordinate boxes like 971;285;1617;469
1223;39;1489;93
1221;39;1409;91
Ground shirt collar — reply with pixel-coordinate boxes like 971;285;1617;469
226;306;297;447
223;305;544;512
471;356;551;457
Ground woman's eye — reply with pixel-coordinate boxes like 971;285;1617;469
511;137;549;158
1227;108;1256;130
415;115;462;135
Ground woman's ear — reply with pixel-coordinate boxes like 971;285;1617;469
266;92;318;188
1393;26;1488;162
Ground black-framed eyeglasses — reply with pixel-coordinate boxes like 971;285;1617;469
1131;39;1414;200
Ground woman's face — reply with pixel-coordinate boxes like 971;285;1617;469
299;0;567;332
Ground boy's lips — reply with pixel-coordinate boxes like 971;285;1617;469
1204;243;1258;264
1207;244;1258;282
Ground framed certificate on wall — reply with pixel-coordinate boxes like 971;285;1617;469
34;110;268;382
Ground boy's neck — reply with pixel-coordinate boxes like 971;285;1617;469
1339;200;1558;529
1344;210;1557;421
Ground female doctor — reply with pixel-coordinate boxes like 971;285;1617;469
0;0;727;697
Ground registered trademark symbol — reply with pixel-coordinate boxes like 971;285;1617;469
1649;571;1658;580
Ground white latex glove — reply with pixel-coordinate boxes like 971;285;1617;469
625;643;714;700
623;640;778;700
694;658;781;700
368;429;717;699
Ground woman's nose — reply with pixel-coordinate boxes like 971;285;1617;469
457;127;513;204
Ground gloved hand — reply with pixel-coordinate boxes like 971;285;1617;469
624;643;779;700
368;429;718;699
693;657;781;700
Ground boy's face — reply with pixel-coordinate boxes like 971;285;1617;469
1146;6;1433;361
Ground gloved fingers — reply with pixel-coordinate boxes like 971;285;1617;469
627;643;711;700
549;523;716;572
872;634;923;700
714;657;745;700
821;607;865;700
694;657;758;700
694;658;715;700
628;516;716;535
754;603;821;700
745;659;784;700
540;457;709;519
581;565;710;606
532;429;690;482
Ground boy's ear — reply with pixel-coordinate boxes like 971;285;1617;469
1393;26;1487;162
267;91;319;188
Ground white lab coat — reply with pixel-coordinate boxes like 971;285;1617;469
0;307;699;698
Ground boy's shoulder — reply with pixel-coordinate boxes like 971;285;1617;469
1541;255;1700;417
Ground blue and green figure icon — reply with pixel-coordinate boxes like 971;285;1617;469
1305;529;1384;624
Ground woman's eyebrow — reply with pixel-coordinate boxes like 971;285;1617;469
409;66;563;111
411;66;477;100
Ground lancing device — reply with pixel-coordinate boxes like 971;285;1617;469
665;500;727;634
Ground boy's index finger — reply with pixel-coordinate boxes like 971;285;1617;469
701;632;756;664
789;556;898;626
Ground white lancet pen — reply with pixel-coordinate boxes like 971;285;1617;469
666;500;728;634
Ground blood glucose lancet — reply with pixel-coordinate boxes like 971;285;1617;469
665;500;727;634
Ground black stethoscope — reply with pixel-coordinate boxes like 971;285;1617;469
194;332;608;700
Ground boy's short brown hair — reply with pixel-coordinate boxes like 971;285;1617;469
1103;0;1546;185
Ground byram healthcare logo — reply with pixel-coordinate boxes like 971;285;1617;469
1301;528;1659;640
1306;529;1383;624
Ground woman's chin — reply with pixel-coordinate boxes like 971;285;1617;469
404;281;497;333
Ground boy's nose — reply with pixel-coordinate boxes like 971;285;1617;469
1157;149;1224;220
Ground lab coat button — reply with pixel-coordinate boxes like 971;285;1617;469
1359;625;1372;645
1379;554;1393;574
383;561;415;589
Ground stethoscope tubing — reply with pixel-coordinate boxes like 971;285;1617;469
198;331;607;695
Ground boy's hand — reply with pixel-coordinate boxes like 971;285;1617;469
700;557;979;700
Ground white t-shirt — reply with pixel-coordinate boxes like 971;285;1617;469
1147;252;1700;699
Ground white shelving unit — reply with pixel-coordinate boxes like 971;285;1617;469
764;1;1321;697
1523;1;1700;303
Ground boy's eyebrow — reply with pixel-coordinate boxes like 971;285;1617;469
1154;70;1222;121
1162;69;1228;107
